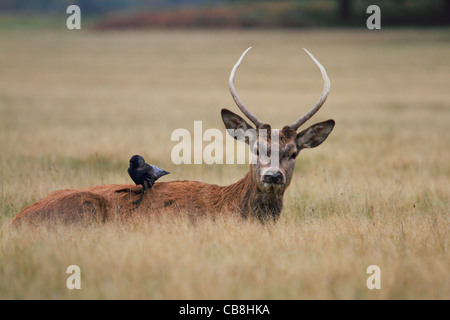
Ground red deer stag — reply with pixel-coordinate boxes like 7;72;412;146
11;48;334;226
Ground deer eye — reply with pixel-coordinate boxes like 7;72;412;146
290;152;298;160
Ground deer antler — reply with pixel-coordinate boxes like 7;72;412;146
230;48;330;130
290;49;331;131
229;47;264;128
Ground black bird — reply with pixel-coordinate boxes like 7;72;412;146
128;155;170;205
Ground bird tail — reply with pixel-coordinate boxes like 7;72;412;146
152;165;170;179
159;170;170;177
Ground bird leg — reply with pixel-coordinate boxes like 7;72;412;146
133;187;145;205
133;182;150;205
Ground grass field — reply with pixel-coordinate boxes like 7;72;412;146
0;27;449;299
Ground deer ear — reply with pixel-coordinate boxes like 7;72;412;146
296;119;335;149
221;108;256;145
221;109;253;131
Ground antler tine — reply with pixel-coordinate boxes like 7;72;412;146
290;48;331;131
229;47;264;128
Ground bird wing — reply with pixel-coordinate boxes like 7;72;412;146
135;164;168;188
150;165;170;180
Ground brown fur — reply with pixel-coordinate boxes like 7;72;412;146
11;169;283;226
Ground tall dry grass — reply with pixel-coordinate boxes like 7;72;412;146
0;28;448;299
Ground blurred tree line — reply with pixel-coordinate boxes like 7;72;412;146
0;0;217;13
1;0;449;26
225;0;450;26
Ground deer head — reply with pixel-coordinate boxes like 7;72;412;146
221;47;335;196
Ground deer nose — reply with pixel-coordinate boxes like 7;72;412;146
265;172;283;184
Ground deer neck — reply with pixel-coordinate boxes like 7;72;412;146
220;170;284;221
